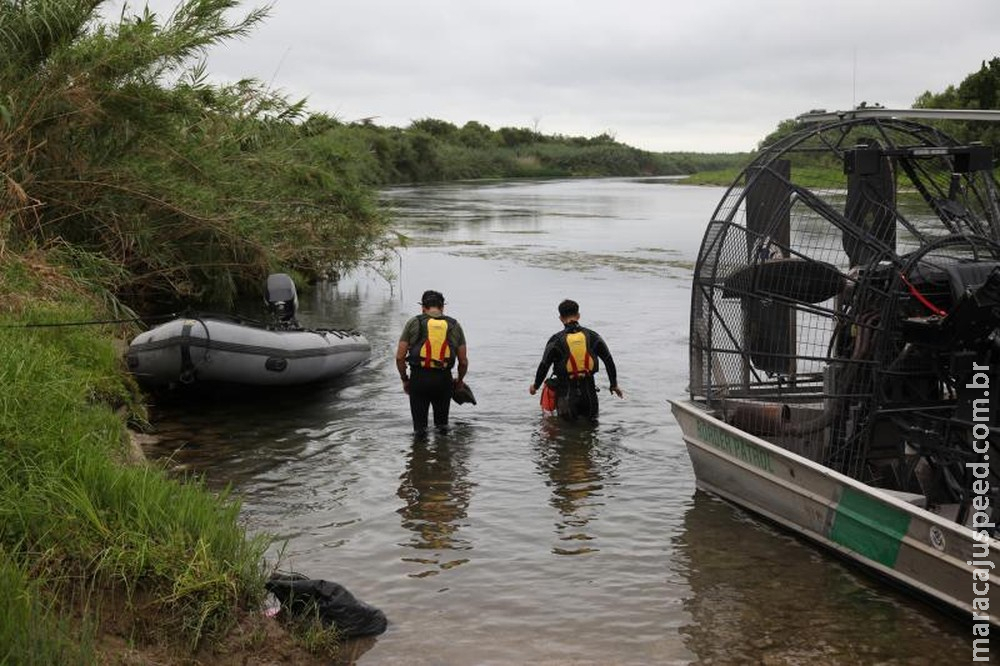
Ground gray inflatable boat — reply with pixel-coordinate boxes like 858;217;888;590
126;274;371;388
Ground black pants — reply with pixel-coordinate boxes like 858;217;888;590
556;375;598;422
409;368;453;432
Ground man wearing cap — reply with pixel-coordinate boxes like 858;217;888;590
529;299;622;422
396;290;469;433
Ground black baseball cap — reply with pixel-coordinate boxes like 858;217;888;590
420;290;445;308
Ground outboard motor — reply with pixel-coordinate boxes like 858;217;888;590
265;273;299;327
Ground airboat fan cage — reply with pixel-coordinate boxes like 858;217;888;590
689;115;1000;491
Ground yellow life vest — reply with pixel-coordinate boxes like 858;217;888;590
419;317;452;369
564;330;594;379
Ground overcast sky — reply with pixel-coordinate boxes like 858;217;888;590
112;0;1000;152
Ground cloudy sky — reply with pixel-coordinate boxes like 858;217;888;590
114;0;1000;152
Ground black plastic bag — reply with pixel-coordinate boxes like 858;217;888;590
265;572;388;638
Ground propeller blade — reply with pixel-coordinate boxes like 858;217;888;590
722;257;845;304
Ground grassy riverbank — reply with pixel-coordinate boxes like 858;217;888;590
0;250;338;663
679;164;850;188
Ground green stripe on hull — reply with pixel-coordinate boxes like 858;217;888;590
830;487;911;567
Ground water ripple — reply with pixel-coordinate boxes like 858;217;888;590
143;179;967;665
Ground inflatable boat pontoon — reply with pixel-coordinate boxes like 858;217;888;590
126;274;371;388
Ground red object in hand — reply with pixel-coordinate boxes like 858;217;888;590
540;382;557;414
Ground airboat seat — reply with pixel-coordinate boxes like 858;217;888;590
902;261;1000;346
907;257;1000;301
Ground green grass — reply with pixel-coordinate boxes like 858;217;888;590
0;251;273;660
679;164;852;189
679;168;743;186
0;551;92;665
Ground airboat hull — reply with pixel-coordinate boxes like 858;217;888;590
126;317;371;387
671;398;999;627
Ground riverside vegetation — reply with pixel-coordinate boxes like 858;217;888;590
3;0;999;662
2;0;376;662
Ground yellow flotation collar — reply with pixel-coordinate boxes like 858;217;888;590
420;317;451;368
564;330;594;379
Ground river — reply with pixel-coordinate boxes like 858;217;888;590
145;178;967;665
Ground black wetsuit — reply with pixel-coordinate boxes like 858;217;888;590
532;322;618;421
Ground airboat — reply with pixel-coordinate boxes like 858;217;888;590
126;273;371;388
670;107;1000;628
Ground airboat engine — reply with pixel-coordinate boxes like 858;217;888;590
687;111;1000;534
265;273;299;327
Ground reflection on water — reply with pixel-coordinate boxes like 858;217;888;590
397;428;475;576
673;492;965;665
144;383;341;481
532;419;619;556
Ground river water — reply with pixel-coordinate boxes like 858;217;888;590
145;178;968;665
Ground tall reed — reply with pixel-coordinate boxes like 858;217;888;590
2;0;392;311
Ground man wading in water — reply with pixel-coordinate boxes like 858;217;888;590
396;290;469;433
528;299;622;421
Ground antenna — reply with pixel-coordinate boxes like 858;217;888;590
268;47;291;91
852;45;857;109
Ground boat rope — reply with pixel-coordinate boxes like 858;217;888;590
0;313;179;329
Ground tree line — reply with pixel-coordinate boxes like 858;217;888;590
0;0;751;313
2;0;997;313
914;56;1000;150
304;115;748;184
